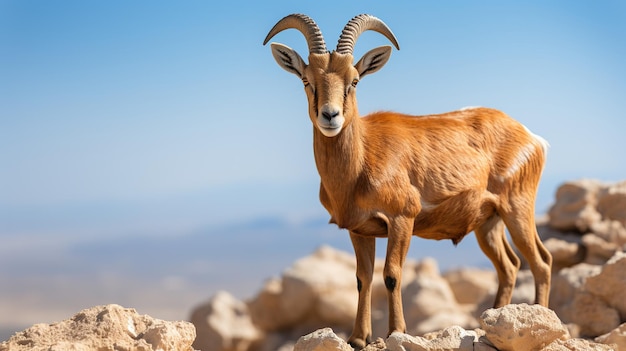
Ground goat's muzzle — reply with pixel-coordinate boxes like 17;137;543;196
317;104;344;137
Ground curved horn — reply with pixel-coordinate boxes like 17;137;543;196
336;14;400;55
263;14;328;54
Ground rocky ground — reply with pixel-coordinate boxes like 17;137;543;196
0;304;196;351
2;179;625;351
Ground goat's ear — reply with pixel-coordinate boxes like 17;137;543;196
355;46;392;78
270;43;306;78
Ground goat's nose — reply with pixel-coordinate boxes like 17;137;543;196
321;109;339;121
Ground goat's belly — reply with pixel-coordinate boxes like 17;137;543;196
412;199;495;243
349;215;473;242
337;191;496;241
412;226;470;243
350;217;389;237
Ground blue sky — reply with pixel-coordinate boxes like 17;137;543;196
1;1;625;284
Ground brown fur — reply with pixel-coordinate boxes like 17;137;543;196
270;46;552;349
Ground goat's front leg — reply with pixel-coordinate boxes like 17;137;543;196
348;231;376;349
384;216;413;336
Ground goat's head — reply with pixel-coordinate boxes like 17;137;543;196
264;14;399;137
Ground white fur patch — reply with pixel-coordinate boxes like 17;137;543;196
501;125;549;180
459;106;482;111
524;125;550;157
503;142;536;179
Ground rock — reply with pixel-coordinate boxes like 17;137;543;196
398;259;478;335
595;323;626;350
248;246;424;341
585;251;626;319
361;338;387;351
480;303;569;351
387;329;482;351
474;341;499;351
581;234;620;265
422;326;481;351
474;343;499;351
411;313;477;338
252;331;296;351
549;263;602;320
246;246;361;337
548;256;624;337
411;257;440;278
590;220;626;249
591;180;626;249
292;328;353;351
0;304;195;351
548;179;603;232
597;181;626;225
190;290;262;351
385;332;428;351
542;338;616;351
475;269;535;318
289;321;616;351
385;327;493;351
443;268;497;305
569;291;620;337
247;277;288;332
547;179;626;254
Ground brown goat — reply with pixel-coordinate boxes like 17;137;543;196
264;14;552;349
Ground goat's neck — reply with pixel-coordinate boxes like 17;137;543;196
313;117;365;192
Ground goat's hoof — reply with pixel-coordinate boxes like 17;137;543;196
347;337;368;350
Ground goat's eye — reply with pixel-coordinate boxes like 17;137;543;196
351;78;359;87
302;77;309;87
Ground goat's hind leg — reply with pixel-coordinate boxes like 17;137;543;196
348;231;376;349
475;215;521;307
501;206;552;306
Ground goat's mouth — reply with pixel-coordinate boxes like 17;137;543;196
320;126;341;137
316;115;344;137
317;122;343;137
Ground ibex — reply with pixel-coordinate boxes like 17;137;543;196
264;14;552;349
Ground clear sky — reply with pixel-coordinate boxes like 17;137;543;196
1;1;625;283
